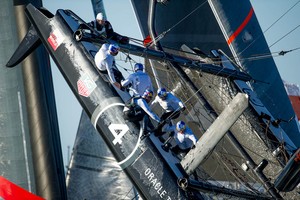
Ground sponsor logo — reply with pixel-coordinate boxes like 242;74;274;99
145;168;171;199
77;73;97;97
47;29;64;51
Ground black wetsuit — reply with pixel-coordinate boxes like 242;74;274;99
88;20;129;44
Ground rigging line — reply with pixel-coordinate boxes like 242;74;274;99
190;107;212;130
269;24;300;48
263;0;300;34
146;0;208;48
129;37;145;47
243;54;274;62
218;145;283;180
161;68;216;125
189;69;290;167
218;147;276;187
206;160;221;181
202;46;298;64
147;31;170;48
117;185;139;200
165;72;211;123
216;150;259;193
127;36;143;43
239;142;280;166
117;50;141;70
144;33;296;70
115;63;133;75
193;70;237;108
224;47;297;63
201;76;277;151
180;83;206;111
238;0;300;55
167;0;208;33
215;142;247;186
174;68;222;123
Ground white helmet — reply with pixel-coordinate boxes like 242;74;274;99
96;13;106;21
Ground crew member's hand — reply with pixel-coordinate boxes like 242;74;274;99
113;82;121;89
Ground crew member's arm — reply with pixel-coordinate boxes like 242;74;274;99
105;59;121;89
87;20;95;29
172;95;185;110
187;129;197;146
121;74;132;87
138;99;160;123
150;96;158;108
178;101;185;109
105;21;114;38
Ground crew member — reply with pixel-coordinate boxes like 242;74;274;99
123;89;160;122
151;88;186;135
167;121;197;155
123;89;160;134
121;63;153;96
94;43;123;89
88;12;129;44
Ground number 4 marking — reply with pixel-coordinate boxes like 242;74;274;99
108;124;129;145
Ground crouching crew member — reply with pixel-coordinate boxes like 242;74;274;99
123;89;160;135
164;121;197;156
151;88;186;135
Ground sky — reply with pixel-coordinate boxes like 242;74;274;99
43;0;300;167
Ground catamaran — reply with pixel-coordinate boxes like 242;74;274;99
7;2;300;199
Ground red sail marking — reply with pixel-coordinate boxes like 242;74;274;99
227;7;254;45
0;176;45;200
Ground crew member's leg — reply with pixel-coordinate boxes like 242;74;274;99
155;111;180;136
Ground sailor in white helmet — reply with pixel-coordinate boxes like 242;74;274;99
88;12;129;44
94;43;124;89
121;63;153;96
88;12;114;39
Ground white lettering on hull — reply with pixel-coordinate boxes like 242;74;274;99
145;168;172;199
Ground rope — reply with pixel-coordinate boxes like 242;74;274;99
166;1;208;33
269;24;300;48
146;0;208;47
111;1;298;171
